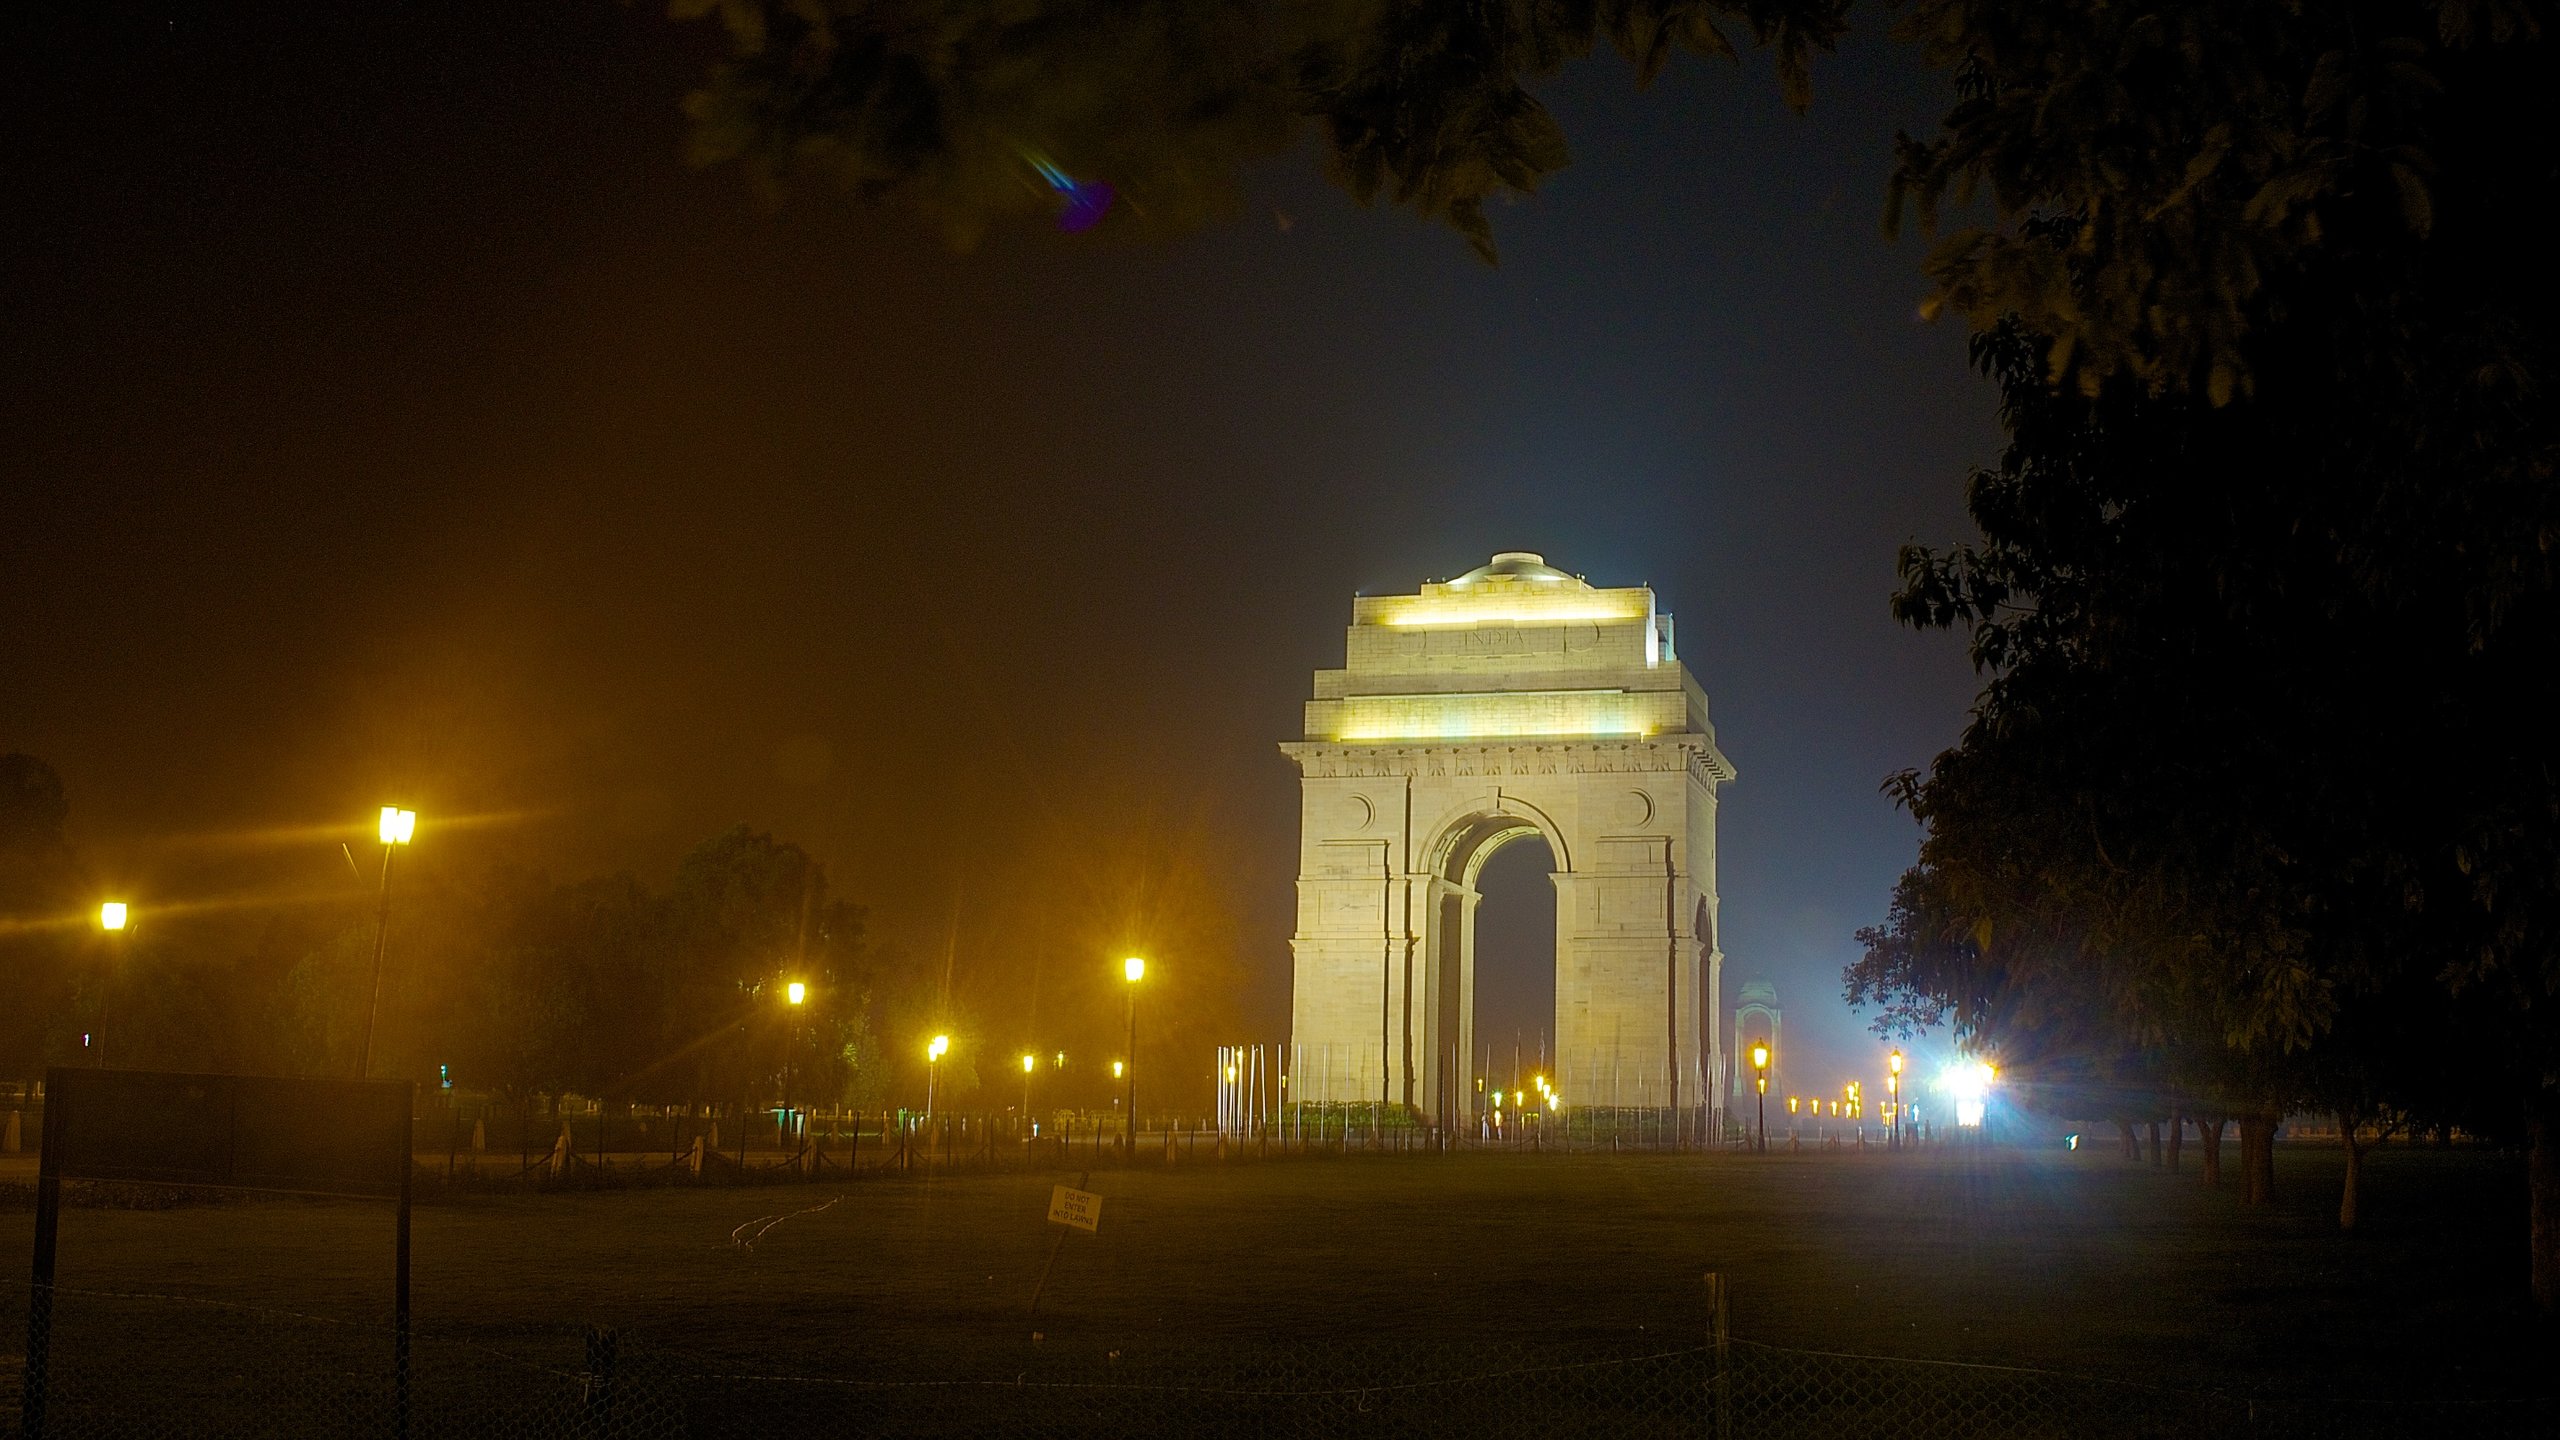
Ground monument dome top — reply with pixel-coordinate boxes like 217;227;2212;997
1450;552;1581;586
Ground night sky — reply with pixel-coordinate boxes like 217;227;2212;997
4;3;1994;1090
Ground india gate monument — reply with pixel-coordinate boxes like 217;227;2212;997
1283;553;1737;1127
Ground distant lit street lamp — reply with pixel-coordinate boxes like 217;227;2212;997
925;1033;950;1118
95;902;130;1067
1888;1050;1904;1149
781;980;807;1154
1750;1043;1770;1153
1122;956;1145;1154
359;805;416;1079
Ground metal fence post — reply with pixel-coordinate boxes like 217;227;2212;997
1704;1271;1730;1440
395;1100;413;1440
23;1084;65;1440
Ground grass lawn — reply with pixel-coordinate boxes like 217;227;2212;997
0;1142;2547;1432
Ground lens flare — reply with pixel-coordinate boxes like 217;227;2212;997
1024;150;1115;232
1941;1060;1997;1127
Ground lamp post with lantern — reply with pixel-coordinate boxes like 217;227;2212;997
1121;956;1145;1154
780;981;806;1158
360;806;416;1079
925;1034;950;1119
1750;1043;1770;1153
94;902;130;1067
1888;1050;1904;1149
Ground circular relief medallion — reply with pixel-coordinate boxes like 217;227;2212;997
1622;790;1655;827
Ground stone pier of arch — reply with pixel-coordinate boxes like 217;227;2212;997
1282;553;1736;1125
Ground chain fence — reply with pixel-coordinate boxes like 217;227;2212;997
2;1280;677;1439
4;1279;2550;1438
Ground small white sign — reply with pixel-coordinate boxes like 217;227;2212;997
1047;1184;1103;1233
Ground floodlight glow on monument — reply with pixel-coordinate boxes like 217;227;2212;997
1943;1060;1996;1128
1367;554;1650;629
1284;552;1734;1124
1332;692;1660;743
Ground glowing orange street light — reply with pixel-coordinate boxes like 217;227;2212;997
1888;1049;1905;1149
1121;957;1146;1155
360;806;416;1079
925;1034;950;1117
93;901;131;1068
776;980;811;1152
1750;1043;1771;1153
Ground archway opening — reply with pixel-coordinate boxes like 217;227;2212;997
1469;834;1556;1107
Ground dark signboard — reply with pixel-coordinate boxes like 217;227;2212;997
41;1067;411;1199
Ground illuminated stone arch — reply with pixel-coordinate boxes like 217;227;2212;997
1729;979;1781;1109
1282;553;1737;1126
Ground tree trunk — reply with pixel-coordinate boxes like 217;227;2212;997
2117;1119;2140;1162
2165;1113;2184;1172
2240;1114;2278;1206
2531;1091;2560;1314
2197;1116;2224;1187
2338;1111;2363;1231
2145;1120;2163;1167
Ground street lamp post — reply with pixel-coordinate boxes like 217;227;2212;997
925;1034;949;1119
95;902;129;1067
1888;1050;1904;1150
782;981;806;1160
1122;957;1145;1156
1021;1052;1037;1127
360;806;416;1079
1750;1043;1770;1153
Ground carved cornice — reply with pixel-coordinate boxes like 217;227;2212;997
1281;735;1735;785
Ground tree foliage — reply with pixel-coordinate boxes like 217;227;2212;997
1850;0;2558;1240
1890;2;2553;399
671;0;1849;259
0;755;84;1073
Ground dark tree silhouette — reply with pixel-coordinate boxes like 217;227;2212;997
672;0;1850;259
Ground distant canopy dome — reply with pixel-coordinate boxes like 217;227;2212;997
1449;551;1581;586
